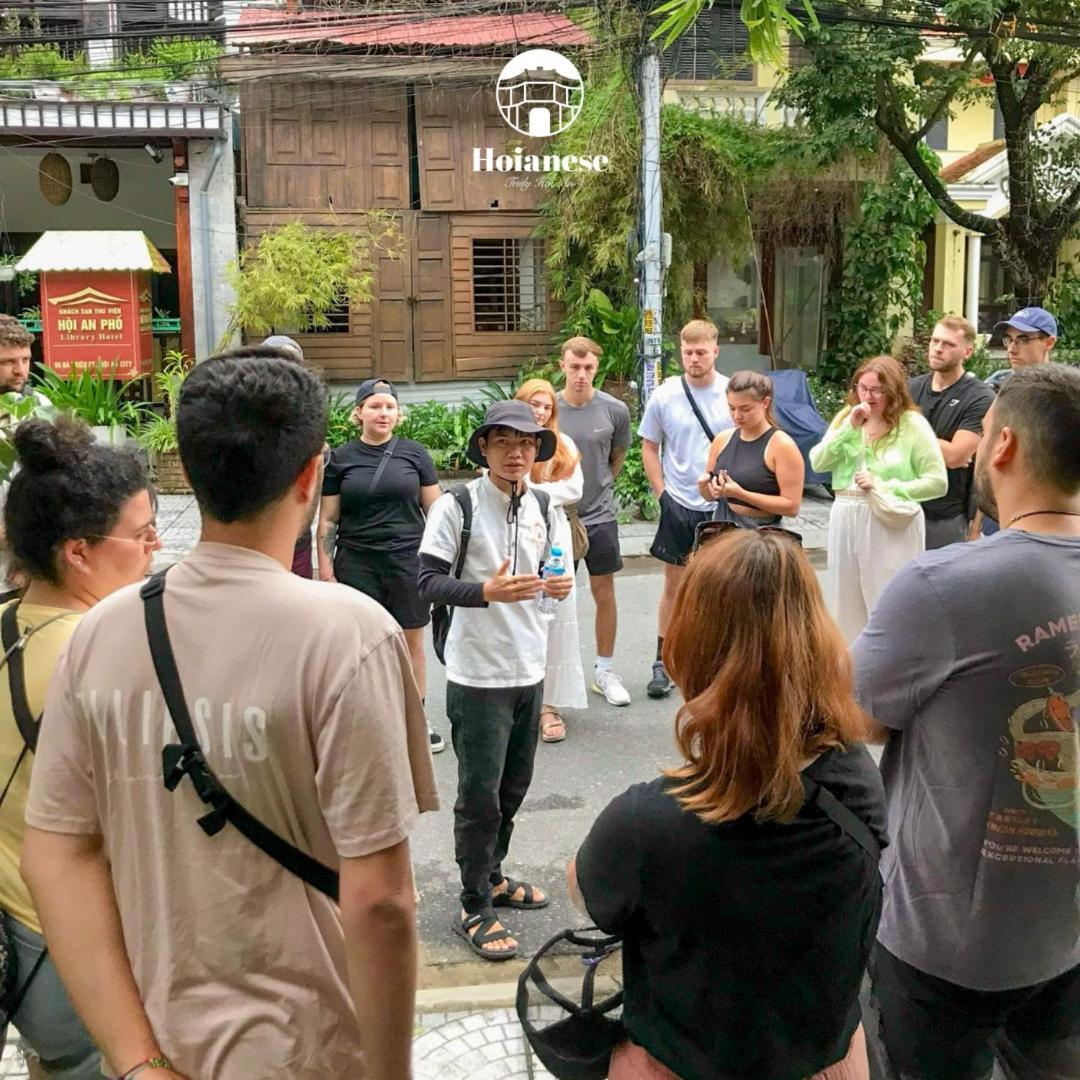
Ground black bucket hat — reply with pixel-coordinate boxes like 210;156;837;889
466;400;556;467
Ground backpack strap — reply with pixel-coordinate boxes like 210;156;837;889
681;375;715;442
1;604;41;753
449;483;473;581
140;572;339;901
530;487;554;565
802;774;881;865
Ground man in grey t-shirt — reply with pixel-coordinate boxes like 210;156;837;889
557;337;632;707
854;364;1080;1080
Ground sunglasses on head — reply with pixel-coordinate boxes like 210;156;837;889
693;520;803;552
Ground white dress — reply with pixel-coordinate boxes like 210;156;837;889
531;434;588;710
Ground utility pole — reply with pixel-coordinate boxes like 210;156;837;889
638;41;665;405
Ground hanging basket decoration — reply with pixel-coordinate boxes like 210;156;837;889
38;153;73;206
90;157;120;202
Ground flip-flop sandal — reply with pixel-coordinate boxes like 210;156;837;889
491;875;550;910
541;711;566;743
453;911;519;962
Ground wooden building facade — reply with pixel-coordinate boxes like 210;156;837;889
239;78;563;383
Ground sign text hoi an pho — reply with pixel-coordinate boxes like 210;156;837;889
16;231;170;381
41;273;153;379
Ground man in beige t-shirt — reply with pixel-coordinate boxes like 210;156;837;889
23;348;438;1080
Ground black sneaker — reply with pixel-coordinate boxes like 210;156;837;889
428;727;446;754
647;661;674;699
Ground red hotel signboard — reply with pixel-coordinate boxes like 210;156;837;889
40;270;153;380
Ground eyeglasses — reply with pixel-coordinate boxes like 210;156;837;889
693;520;803;552
1002;333;1045;347
87;524;160;550
856;384;885;398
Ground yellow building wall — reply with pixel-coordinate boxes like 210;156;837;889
933;221;968;314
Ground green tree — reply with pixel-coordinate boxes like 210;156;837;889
775;0;1080;307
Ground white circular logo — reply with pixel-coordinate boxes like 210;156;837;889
496;49;584;137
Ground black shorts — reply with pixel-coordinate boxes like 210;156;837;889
650;492;713;566
581;520;623;576
333;546;430;630
869;944;1080;1080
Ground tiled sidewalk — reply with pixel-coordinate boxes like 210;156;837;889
1;1008;554;1078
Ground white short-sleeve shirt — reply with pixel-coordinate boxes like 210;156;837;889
420;476;553;688
638;373;733;509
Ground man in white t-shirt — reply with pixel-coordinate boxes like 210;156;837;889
419;401;572;962
22;348;438;1080
639;320;732;697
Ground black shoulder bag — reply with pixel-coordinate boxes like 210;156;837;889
431;485;554;666
139;573;339;901
681;375;715;442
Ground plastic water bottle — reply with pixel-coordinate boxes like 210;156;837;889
538;547;565;621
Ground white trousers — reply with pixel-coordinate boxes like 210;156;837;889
543;505;587;709
826;494;925;643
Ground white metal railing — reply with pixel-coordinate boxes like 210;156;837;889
674;87;801;126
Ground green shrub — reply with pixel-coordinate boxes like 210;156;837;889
613;440;659;521
326;393;357;448
806;373;847;423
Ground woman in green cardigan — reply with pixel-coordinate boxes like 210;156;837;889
810;355;947;641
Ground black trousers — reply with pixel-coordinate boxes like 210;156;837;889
447;679;543;914
870;943;1080;1080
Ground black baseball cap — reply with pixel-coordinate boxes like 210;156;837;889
466;400;556;466
355;378;398;405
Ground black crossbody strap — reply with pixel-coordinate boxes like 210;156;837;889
2;604;41;753
802;775;881;865
140;573;339;901
367;436;399;494
681;375;715;443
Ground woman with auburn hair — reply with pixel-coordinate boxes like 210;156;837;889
809;355;946;641
515;378;586;742
568;528;886;1080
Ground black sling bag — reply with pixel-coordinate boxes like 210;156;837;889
140;571;339;901
681;374;716;443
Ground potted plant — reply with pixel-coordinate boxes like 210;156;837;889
35;366;144;446
0;393;57;485
137;352;189;493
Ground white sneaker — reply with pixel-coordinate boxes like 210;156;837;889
591;670;631;706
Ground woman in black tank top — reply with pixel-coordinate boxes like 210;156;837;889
697;371;805;527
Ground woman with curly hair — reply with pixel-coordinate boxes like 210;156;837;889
810;355;946;641
568;528;886;1080
515;379;586;742
0;416;158;1078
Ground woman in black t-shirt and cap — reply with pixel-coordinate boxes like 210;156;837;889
317;379;444;750
568;527;886;1080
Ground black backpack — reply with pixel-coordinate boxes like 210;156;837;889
431;483;552;665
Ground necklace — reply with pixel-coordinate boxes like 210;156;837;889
1006;510;1080;527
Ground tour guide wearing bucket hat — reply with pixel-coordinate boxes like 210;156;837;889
418;398;568;961
465;399;556;466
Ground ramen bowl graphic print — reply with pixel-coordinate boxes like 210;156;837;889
496;49;584;137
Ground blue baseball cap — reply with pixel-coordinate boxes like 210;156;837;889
993;307;1058;338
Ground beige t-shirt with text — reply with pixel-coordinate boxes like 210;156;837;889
26;542;439;1079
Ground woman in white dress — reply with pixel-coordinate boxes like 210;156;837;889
516;378;588;743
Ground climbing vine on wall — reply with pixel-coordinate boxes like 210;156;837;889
819;151;938;382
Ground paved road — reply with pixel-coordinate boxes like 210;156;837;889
414;553;834;984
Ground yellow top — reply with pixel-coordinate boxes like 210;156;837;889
0;601;83;933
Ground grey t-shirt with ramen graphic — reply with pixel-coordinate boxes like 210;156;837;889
853;529;1080;992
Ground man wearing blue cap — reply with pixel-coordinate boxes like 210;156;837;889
974;307;1060;537
995;307;1058;370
